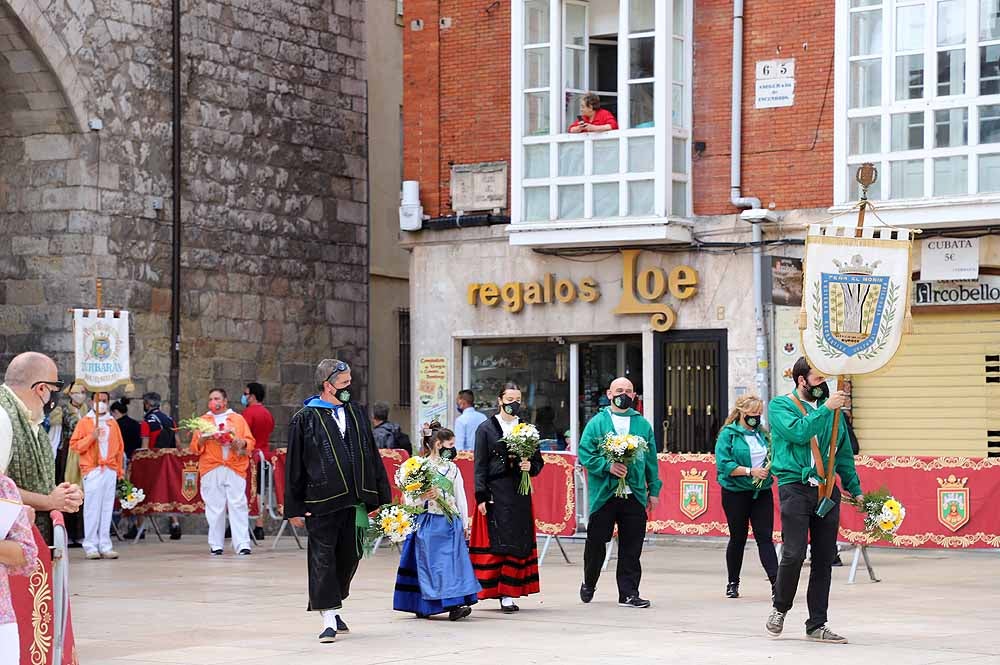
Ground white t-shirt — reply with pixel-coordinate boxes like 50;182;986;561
611;413;631;436
610;412;633;494
211;410;234;459
0;408;12;474
495;414;519;438
744;432;768;468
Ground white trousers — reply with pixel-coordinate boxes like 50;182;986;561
0;623;18;665
201;466;250;552
83;467;117;554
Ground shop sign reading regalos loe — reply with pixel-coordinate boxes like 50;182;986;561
466;250;698;331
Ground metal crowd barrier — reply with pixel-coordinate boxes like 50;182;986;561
51;511;70;665
263;451;304;550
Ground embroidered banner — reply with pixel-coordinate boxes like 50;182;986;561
453;451;577;537
800;225;914;376
11;517;79;665
647;454;1000;548
126;449;259;517
72;309;132;392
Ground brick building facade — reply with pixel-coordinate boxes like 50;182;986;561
400;1;1000;458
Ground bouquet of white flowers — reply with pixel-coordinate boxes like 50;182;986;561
363;503;422;555
117;478;145;511
600;433;648;498
502;422;541;495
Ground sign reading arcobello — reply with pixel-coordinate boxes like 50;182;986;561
466;250;698;331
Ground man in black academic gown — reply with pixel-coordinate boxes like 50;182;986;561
285;358;391;644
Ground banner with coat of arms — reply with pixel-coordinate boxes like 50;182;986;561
800;225;915;376
73;309;132;392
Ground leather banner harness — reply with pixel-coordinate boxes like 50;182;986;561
789;393;840;509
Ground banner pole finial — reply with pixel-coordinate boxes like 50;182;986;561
854;163;878;238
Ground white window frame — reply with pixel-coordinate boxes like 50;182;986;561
511;0;693;229
834;0;1000;209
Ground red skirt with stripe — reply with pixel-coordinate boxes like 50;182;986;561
469;508;540;600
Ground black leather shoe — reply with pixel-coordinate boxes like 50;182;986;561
449;606;472;621
832;554;844;567
318;628;336;643
210;549;223;556
501;602;519;614
169;523;182;540
253;526;265;541
335;616;349;633
618;596;651;608
580;583;595;603
726;582;740;598
238;548;252;556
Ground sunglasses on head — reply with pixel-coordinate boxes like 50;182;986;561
325;361;350;384
32;380;65;392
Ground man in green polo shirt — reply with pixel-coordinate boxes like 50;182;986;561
578;377;661;609
765;357;862;644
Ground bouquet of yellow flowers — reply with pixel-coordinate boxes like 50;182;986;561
848;488;906;543
116;478;145;511
395;456;457;519
600;433;648;498
502;422;541;495
363;503;422;555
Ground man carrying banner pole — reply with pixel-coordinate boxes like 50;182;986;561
764;359;862;644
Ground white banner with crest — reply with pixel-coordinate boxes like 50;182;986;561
73;309;132;392
800;225;914;376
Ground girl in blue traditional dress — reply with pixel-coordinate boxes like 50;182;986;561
393;427;480;621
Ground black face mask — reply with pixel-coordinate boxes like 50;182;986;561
612;393;634;410
440;447;457;461
807;381;830;402
744;415;760;429
501;401;521;417
335;387;352;405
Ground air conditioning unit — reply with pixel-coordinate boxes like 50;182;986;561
399;180;423;231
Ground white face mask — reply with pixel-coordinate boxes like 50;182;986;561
70;393;85;406
97;402;109;415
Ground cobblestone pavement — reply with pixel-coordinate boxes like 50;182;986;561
69;536;1000;665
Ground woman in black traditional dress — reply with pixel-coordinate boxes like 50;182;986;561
469;382;544;613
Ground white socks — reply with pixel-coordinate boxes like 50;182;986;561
500;596;515;607
321;610;339;630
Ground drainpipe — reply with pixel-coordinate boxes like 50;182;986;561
731;0;771;407
169;0;182;419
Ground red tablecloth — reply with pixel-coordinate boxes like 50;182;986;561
269;449;577;536
11;514;78;664
127;449;259;517
453;451;577;537
648;454;1000;549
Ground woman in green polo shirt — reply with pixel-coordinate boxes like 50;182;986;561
714;394;778;599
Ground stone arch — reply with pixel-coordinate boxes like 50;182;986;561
0;0;90;135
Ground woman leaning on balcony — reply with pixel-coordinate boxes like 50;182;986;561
568;93;618;133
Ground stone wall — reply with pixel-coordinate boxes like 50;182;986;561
0;0;370;444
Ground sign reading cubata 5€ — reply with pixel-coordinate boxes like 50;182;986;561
466;249;698;331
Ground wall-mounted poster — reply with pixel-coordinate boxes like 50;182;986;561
770;257;803;307
417;356;448;426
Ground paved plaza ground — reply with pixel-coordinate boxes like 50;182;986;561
69;535;999;665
